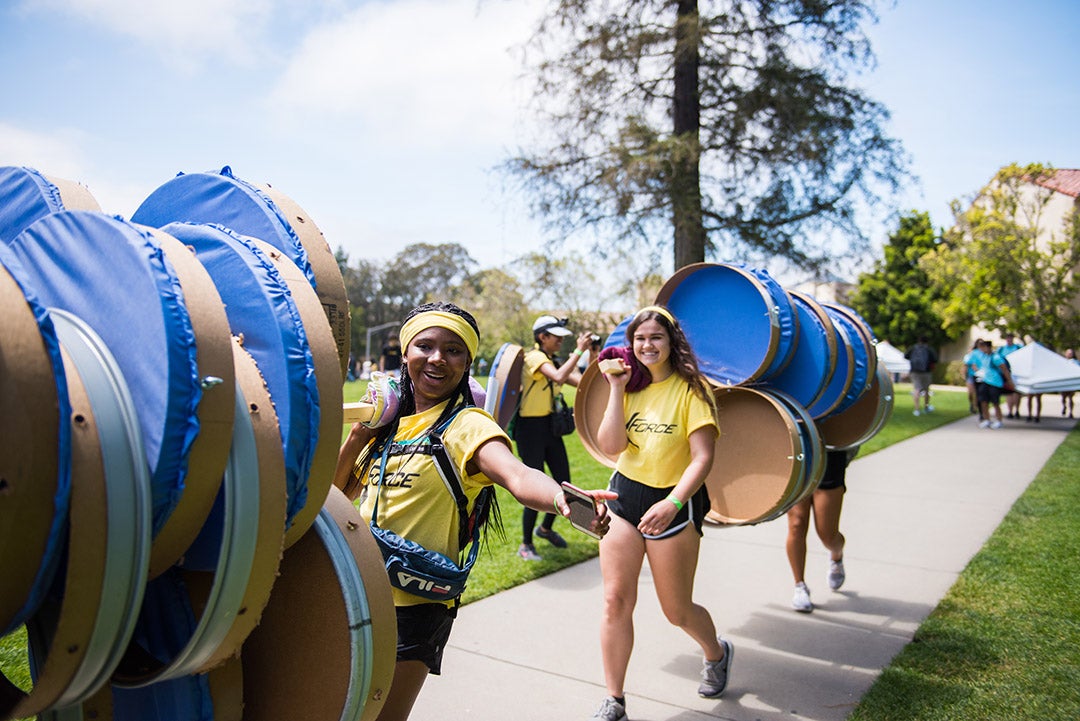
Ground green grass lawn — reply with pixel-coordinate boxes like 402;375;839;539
850;419;1080;720
5;380;1075;720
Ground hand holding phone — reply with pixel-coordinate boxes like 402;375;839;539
560;482;603;539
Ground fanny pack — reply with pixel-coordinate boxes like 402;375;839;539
369;410;490;602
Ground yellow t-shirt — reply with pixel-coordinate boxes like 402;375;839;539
519;347;561;417
614;373;718;489
354;401;509;606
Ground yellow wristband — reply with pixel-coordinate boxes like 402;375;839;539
572;348;583;356
666;494;684;511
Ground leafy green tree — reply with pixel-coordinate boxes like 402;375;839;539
849;211;949;350
921;163;1080;350
508;0;906;271
378;242;477;322
447;267;533;363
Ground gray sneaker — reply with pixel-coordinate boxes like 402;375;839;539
698;638;733;698
589;696;627;721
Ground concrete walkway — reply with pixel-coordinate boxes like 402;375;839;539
411;413;1075;721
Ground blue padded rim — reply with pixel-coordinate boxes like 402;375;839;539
602;314;633;350
7;211;199;537
131;166;316;290
0;166;63;245
161;221;318;524
808;311;855;419
746;268;798;380
826;303;878;381
822;306;870;416
766;293;835;408
661;264;779;386
0;245;72;636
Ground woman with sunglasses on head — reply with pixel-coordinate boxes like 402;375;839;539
516;314;596;561
334;302;615;721
588;306;730;721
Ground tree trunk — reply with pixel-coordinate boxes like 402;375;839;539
672;0;705;270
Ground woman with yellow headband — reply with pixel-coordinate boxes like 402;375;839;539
334;301;615;721
589;305;730;721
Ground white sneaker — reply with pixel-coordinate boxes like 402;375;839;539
979;420;991;428
791;582;813;612
990;420;1003;429
828;559;846;590
926;405;935;412
912;409;920;416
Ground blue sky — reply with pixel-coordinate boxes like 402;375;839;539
3;0;1078;281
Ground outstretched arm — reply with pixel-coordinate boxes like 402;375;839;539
471;438;616;537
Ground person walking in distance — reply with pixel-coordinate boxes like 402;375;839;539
904;336;938;416
1000;332;1024;419
588;306;731;721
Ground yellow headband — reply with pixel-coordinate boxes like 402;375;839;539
399;311;479;359
635;305;676;326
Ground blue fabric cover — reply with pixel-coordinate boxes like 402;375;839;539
0;245;72;635
161;221;318;525
6;211;200;537
112;568;212;721
746;268;798;380
822;306;870;416
767;293;835;408
131;166;316;290
602;314;633;350
112;673;212;721
0;166;64;245
662;264;782;386
808;313;855;419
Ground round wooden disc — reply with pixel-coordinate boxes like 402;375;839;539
484;343;524;430
705;386;805;526
572;361;618;469
817;364;894;450
0;260;63;634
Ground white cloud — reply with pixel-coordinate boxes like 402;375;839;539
266;0;542;148
20;0;277;69
0;123;90;177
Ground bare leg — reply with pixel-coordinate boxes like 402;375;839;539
811;487;846;561
597;515;645;699
646;526;724;662
785;497;813;584
376;660;429;721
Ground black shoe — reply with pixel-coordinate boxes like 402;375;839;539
535;526;568;548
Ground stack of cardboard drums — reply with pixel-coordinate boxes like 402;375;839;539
0;166;394;721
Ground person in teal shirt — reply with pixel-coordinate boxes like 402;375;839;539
1000;332;1024;419
970;339;1014;429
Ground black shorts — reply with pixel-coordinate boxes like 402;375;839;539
817;450;849;492
396;603;457;675
976;382;1002;404
606;472;708;539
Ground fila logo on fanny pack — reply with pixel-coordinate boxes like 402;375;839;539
395;571;453;596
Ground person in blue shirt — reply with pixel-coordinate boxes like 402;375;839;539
1000;333;1024;419
968;339;1014;429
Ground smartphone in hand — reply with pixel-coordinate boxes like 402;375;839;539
561;482;601;539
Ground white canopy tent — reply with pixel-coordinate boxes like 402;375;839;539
1004;342;1080;394
876;340;911;375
